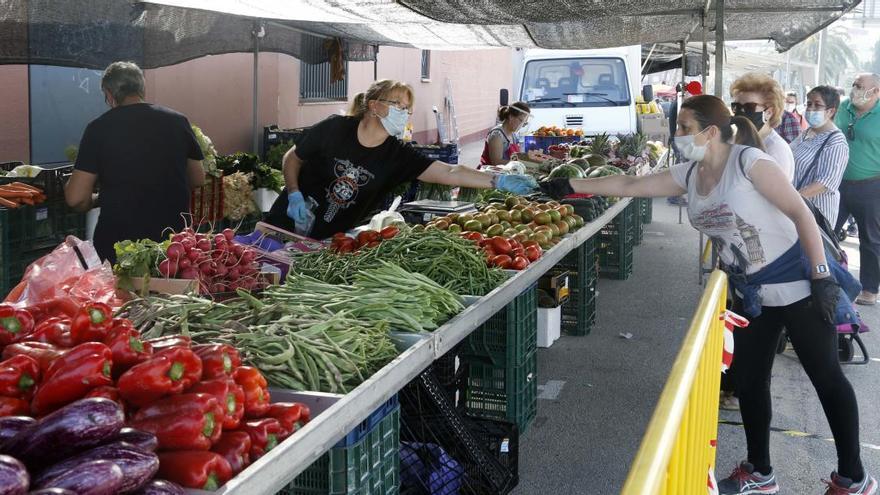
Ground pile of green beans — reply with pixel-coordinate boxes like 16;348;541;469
293;230;507;296
264;261;464;333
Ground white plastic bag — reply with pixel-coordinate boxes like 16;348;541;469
368;196;405;231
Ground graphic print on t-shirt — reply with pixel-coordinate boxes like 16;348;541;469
692;201;766;266
324;158;375;222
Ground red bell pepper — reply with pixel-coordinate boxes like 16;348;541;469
104;324;152;377
28;317;74;348
117;347;202;407
145;335;192;352
190;378;245;430
210;431;251;475
232;366;270;419
23;296;80;321
239;417;283;460
0;396;29;416
0;306;35;345
0;355;41;399
192;344;241;379
1;341;67;374
70;302;113;345
266;403;308;437
131;393;223;451
31;342;113;415
156;450;232;490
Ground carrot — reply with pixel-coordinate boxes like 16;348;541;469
9;182;41;193
18;196;34;205
0;190;34;199
0;197;19;208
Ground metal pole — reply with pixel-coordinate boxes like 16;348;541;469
373;45;379;81
680;40;687;89
714;0;724;97
701;12;708;90
816;28;828;85
252;21;265;155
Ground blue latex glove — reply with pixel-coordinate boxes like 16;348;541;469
495;174;538;195
286;191;310;224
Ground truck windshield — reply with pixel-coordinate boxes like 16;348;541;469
521;57;631;108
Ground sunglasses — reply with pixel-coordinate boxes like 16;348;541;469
847;122;856;141
730;102;765;114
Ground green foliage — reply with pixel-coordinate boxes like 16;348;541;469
791;27;861;86
266;141;295;170
113;238;169;278
216;152;284;192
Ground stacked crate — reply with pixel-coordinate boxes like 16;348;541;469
598;200;637;280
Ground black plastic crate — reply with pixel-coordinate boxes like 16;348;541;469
262;125;308;161
461;285;537;368
598;203;635;280
560;273;598;336
399;371;519;495
0;245;55;299
410;143;459;164
0;163;73;202
640;197;653;224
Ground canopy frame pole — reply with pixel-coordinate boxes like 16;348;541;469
374;45;379;81
680;40;687;91
714;0;724;97
252;20;265;155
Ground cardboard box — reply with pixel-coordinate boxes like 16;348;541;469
537;306;562;348
538;271;570;306
126;271;280;296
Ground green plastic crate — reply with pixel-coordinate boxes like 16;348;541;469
460;351;537;434
598;204;635;280
553;236;598;336
640;197;653;225
461;285;537;367
285;406;400;495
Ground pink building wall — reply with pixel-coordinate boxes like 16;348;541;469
0;47;513;163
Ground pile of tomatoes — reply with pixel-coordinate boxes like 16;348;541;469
328;226;400;253
460;232;542;271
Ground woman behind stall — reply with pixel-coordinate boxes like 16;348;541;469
480;101;531;167
265;80;536;239
790;85;849;227
539;94;874;495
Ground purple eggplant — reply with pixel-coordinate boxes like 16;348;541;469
107;428;159;453
0;417;36;449
0;454;29;495
28;490;75;495
36;459;122;495
34;442;158;493
4;399;123;468
132;480;185;495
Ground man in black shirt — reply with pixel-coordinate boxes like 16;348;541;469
65;61;206;261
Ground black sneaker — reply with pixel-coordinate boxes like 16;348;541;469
717;462;779;494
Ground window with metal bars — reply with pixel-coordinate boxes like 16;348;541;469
421;50;431;80
299;61;348;102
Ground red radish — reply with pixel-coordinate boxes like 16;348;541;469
225;256;239;267
222;228;235;241
158;259;177;277
232;244;244;258
179;267;199;279
183;227;195;235
215;264;228;277
196;239;212;252
166;242;185;260
171;233;186;243
178;258;192;270
200;263;215;277
181;238;196;251
228;267;241;280
187;249;201;262
241;250;256;263
213;234;227;246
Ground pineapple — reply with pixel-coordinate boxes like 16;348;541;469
589;132;611;156
618;133;649;158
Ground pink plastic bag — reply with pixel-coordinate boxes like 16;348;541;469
4;236;123;310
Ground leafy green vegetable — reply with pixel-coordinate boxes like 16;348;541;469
217;152;284;192
192;125;220;178
113;238;169;278
266;141;294;170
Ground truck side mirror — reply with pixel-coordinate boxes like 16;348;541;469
642;84;654;102
499;89;509;107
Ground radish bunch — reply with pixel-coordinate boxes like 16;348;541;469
157;227;263;293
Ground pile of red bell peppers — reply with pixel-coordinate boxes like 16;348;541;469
0;301;311;491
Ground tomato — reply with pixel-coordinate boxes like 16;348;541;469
521;240;541;250
511;255;529;270
332;232;349;241
489;237;512;255
379;226;400;239
490;255;513;269
462;231;483;243
525;245;541;262
511;247;526;258
336;242;355;254
357;230;380;246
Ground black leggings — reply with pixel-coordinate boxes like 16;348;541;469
731;297;864;480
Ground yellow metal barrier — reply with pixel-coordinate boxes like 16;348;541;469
621;270;728;495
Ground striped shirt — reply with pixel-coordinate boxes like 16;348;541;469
790;128;849;226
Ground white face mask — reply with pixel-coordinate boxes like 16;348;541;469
674;127;711;162
785;103;796;113
378;105;409;138
805;110;827;128
851;88;876;107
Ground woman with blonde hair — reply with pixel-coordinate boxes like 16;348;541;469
730;73;796;183
266;79;536;238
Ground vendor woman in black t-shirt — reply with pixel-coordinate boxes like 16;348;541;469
265;79;537;239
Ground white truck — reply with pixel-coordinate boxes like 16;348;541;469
509;46;646;138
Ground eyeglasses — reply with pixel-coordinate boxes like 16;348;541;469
378;99;413;115
730;102;765;114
